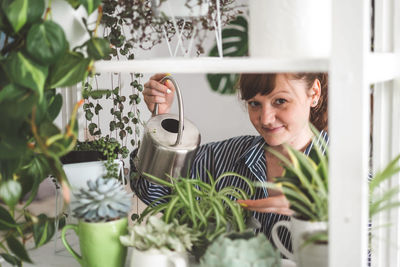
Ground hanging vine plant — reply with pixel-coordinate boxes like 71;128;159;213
101;0;245;56
206;15;248;95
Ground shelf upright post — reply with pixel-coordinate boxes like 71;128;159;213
329;0;371;266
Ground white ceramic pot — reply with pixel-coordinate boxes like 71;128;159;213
271;217;328;267
130;248;188;267
249;0;331;58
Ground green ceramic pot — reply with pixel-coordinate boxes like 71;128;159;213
61;217;128;267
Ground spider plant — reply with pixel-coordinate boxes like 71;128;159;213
138;171;255;258
369;154;400;219
265;138;329;222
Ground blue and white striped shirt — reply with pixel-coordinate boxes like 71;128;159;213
130;131;329;251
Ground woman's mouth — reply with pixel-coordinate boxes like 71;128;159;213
262;126;283;133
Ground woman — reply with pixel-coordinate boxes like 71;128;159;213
130;72;328;250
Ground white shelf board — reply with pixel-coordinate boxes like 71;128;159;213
93;57;329;74
367;53;400;84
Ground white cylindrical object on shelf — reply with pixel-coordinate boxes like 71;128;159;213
152;0;208;17
249;0;331;58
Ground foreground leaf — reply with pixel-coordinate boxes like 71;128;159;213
0;180;22;207
26;21;67;65
6;236;32;263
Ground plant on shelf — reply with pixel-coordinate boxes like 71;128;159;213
0;0;108;265
138;171;255;259
61;177;132;267
263;128;329;267
101;0;246;56
200;231;281;267
120;215;196;266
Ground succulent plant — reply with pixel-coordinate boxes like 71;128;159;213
119;215;195;253
72;177;132;222
200;232;281;267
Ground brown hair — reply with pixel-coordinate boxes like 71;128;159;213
238;73;328;132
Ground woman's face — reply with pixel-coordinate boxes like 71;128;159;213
247;74;319;150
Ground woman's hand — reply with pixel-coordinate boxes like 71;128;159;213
237;194;294;216
143;73;175;114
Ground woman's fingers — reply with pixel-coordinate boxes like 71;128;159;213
237;195;293;215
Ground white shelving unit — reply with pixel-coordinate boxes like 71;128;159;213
64;0;400;266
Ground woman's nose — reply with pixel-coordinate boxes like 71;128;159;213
260;106;275;124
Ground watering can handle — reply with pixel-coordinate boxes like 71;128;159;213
153;75;183;146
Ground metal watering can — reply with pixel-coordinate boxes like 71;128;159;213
134;76;201;184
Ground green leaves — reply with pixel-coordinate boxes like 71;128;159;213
26;21;67;65
85;37;112;60
2;0;28;33
48;52;91;88
1;0;44;33
0;180;22;208
207;16;248;95
33;214;56;247
140;171;254;248
265;137;329;222
6;235;32;263
80;0;102;14
6;52;48;100
0;205;17;230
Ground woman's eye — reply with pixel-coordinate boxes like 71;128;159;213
275;98;287;105
248;101;260;107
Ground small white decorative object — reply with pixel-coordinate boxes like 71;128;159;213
249;0;331;58
152;0;209;18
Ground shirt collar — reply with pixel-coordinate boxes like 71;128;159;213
236;136;266;167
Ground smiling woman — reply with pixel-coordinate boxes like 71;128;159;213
131;72;329;253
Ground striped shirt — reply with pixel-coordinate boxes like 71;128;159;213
130;130;329;252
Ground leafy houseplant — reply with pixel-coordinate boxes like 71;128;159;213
200;232;281;267
139;171;255;259
101;0;245;56
264;132;329;267
0;0;108;265
120;215;196;267
61;177;132;267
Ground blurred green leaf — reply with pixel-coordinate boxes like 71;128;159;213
48;52;90;88
66;0;81;9
33;214;55;247
85;37;111;60
80;0;101;15
2;0;28;33
6;52;48;100
0;253;22;267
0;180;22;207
6;235;32;263
48;93;63;121
0;204;18;230
207;16;248;95
26;21;67;65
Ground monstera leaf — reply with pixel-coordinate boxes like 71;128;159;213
207;16;248;95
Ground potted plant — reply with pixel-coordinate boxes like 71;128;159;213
61;177;132;267
101;0;245;56
266;132;329;267
138;171;256;260
0;0;108;265
120;215;196;267
200;231;282;267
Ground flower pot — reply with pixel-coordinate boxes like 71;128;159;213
249;0;331;58
61;217;128;267
130;248;188;267
271;217;328;267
